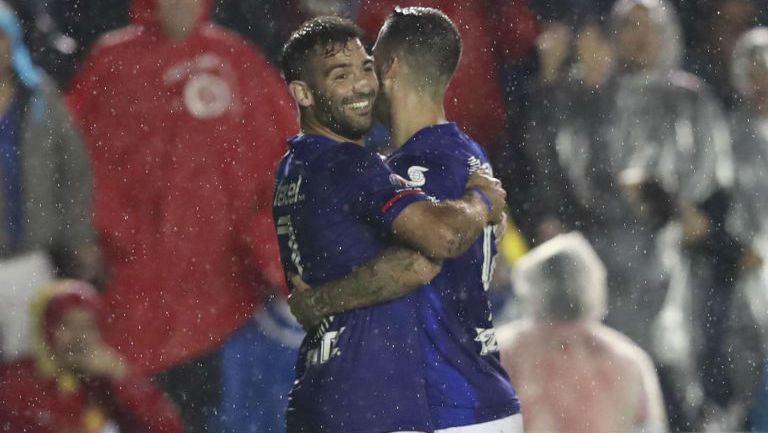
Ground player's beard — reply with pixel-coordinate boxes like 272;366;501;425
313;89;374;141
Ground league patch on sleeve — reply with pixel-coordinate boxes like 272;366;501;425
389;166;429;188
389;173;410;188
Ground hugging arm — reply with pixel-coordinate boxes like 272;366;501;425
391;173;506;259
288;246;440;328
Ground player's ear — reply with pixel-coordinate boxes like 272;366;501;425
379;55;400;92
380;55;398;81
288;81;314;108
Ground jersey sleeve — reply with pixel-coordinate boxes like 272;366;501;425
338;144;429;230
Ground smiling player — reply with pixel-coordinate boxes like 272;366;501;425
274;16;507;433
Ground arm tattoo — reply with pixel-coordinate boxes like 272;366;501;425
305;247;437;317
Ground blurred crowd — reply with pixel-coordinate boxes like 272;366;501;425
0;0;767;432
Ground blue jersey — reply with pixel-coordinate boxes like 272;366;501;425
273;134;433;433
387;123;521;429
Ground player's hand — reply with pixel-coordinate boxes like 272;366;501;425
466;172;507;225
290;274;311;292
288;291;324;330
287;275;323;330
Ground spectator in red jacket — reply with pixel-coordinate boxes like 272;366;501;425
0;279;185;433
68;0;298;431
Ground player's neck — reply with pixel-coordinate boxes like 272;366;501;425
390;89;447;149
300;116;365;146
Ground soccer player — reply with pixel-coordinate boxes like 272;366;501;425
288;7;522;433
274;17;507;433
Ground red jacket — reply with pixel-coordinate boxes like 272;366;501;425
0;359;185;433
493;0;540;62
358;0;507;154
69;0;297;373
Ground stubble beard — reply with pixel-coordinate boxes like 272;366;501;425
315;91;371;140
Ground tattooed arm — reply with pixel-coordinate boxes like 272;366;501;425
288;247;441;329
391;172;506;259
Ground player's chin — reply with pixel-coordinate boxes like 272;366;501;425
342;126;371;141
345;117;373;135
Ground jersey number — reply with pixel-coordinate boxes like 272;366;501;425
481;225;496;291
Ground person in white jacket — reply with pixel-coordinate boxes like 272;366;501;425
497;232;668;433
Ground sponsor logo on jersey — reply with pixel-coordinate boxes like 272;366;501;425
274;175;305;206
390;166;429;188
389;173;410;188
474;327;499;356
305;317;345;367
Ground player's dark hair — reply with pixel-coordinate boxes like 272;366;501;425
376;6;462;88
280;16;364;83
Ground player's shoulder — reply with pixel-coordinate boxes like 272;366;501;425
458;131;491;162
300;137;384;174
398;133;484;169
437;125;489;166
333;142;386;164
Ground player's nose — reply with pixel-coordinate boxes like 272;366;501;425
353;74;377;96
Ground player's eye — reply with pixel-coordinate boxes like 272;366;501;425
333;73;348;81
